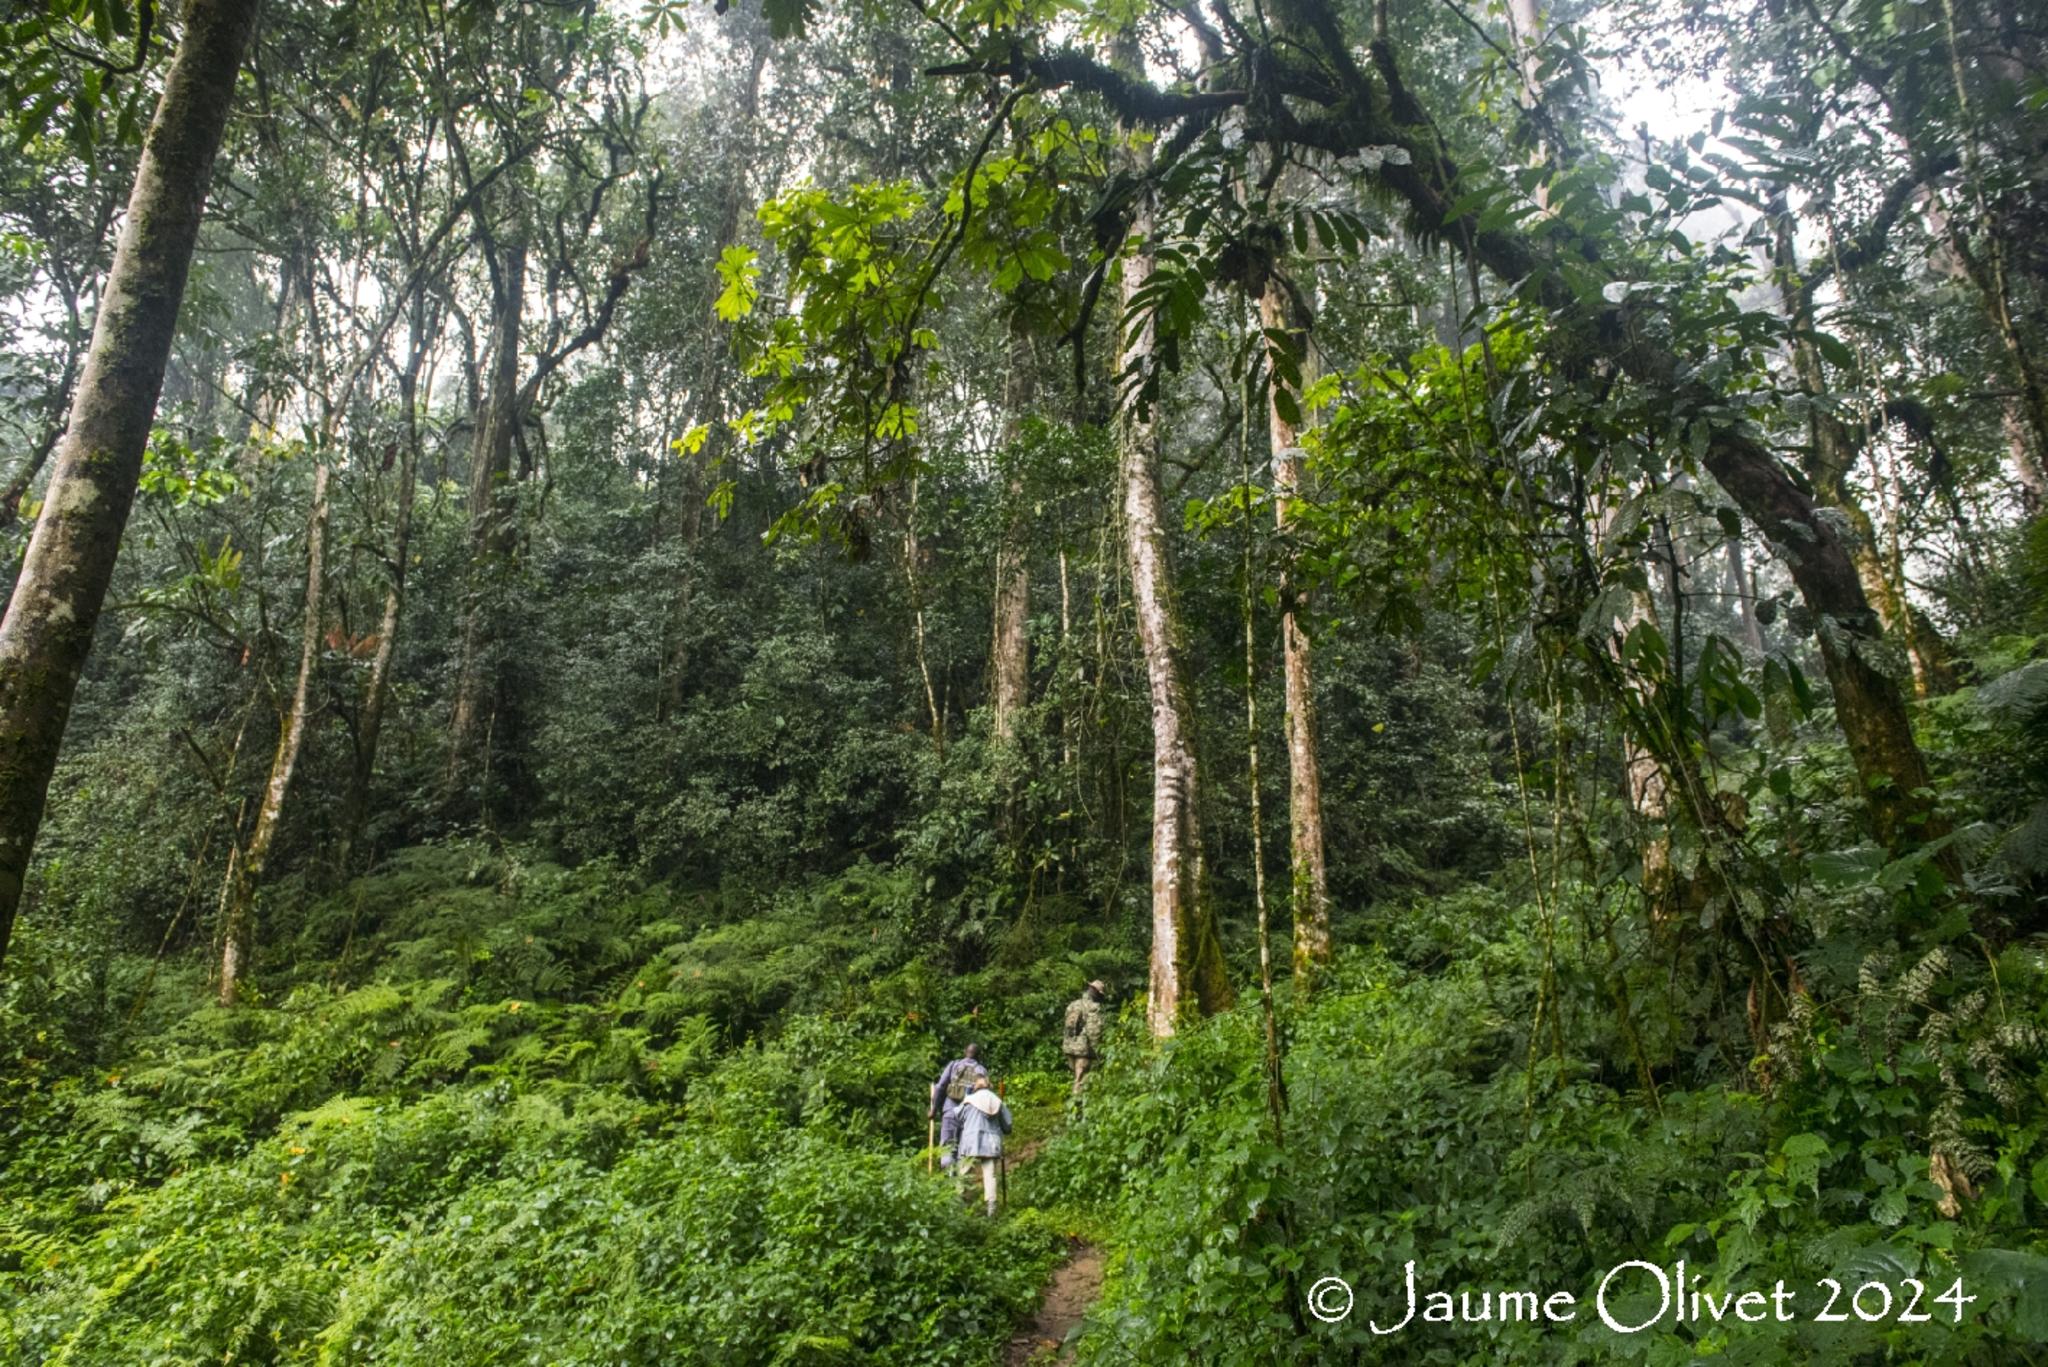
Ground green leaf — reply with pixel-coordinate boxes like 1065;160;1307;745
1813;332;1855;369
1274;386;1301;429
761;0;815;39
1808;848;1883;887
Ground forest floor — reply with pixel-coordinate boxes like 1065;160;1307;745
1002;1236;1103;1366
999;1130;1102;1366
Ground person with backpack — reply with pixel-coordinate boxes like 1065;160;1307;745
1062;980;1107;1096
929;1043;985;1170
955;1074;1012;1217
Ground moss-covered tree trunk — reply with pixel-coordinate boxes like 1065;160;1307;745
991;319;1034;749
1698;437;1943;852
1258;276;1332;981
1121;177;1232;1037
0;0;263;970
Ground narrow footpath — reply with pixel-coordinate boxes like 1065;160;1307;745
1002;1237;1104;1366
994;1131;1102;1365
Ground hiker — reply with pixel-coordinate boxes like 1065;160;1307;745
929;1044;984;1170
955;1073;1012;1217
1062;980;1107;1095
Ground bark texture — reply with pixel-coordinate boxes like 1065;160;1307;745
1698;436;1941;852
990;320;1034;747
218;458;331;1005
0;0;262;969
2002;400;2046;514
1121;182;1232;1038
1258;277;1331;979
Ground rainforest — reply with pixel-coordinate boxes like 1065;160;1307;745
0;0;2045;1360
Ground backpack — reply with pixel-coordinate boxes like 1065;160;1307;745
1064;1000;1091;1047
946;1066;987;1103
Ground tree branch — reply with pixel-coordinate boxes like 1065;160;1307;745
927;50;1246;124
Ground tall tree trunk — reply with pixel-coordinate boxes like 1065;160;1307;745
902;470;944;753
1590;497;1682;912
1258;276;1332;980
1700;440;1943;853
0;0;262;969
1725;535;1765;656
1616;588;1677;910
976;0;1946;860
2001;399;2046;516
1238;352;1288;1141
1122;177;1232;1037
447;239;527;798
337;295;431;873
218;458;331;1004
1057;544;1075;773
1841;494;1949;696
990;319;1034;748
1917;180;2048;516
1504;0;1554;213
1939;174;2048;483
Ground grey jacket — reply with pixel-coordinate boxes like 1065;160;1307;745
956;1091;1012;1159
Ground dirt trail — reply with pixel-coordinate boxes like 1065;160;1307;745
995;1123;1103;1364
1002;1236;1103;1366
1005;1135;1049;1169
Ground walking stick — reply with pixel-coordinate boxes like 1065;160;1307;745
997;1079;1008;1209
927;1112;935;1174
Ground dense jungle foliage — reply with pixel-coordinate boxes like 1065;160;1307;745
2;0;2047;1360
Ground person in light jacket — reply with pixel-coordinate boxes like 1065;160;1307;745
955;1076;1012;1217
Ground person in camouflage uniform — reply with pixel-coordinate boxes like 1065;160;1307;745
1061;980;1107;1095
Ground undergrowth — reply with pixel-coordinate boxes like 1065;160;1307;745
1036;913;2048;1364
0;845;1118;1365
